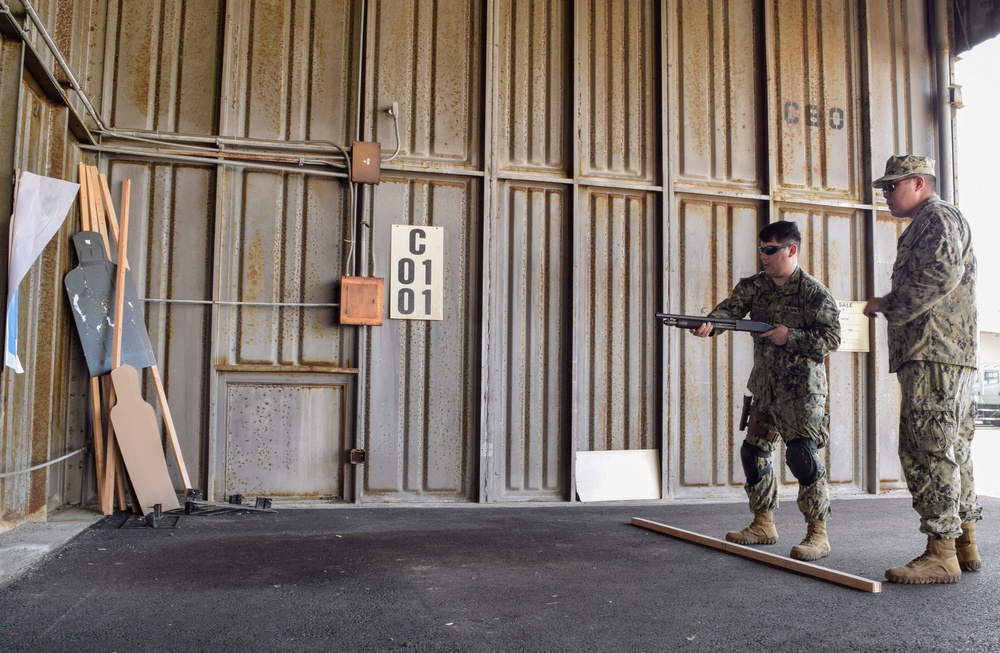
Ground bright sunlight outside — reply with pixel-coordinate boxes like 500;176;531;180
956;36;1000;332
955;36;1000;497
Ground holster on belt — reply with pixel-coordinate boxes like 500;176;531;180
739;395;753;431
738;395;780;442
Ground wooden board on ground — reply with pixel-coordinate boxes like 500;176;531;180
109;364;180;514
631;517;881;593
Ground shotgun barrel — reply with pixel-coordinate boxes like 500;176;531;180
656;312;773;334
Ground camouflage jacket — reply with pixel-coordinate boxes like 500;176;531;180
708;267;841;406
880;196;977;373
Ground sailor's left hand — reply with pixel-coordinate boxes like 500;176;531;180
760;324;789;346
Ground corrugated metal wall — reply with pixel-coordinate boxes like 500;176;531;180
0;4;86;525
102;0;360;500
358;0;485;501
868;0;940;491
0;0;952;524
18;80;82;507
764;0;869;494
482;0;575;501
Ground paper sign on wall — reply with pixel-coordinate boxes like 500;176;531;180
389;225;443;321
836;300;870;352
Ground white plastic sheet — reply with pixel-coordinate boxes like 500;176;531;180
5;171;80;373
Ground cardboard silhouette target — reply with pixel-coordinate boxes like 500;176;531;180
110;364;181;513
64;231;155;377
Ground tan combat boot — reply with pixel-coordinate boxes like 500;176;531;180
790;521;830;561
725;511;778;545
956;521;982;572
885;536;962;584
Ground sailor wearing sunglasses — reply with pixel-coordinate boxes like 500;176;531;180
689;220;841;562
864;155;981;584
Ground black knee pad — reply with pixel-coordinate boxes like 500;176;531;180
786;438;821;485
740;442;772;485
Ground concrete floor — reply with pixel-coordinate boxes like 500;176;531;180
0;494;997;653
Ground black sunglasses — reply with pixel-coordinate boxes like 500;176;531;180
758;243;793;255
881;177;913;193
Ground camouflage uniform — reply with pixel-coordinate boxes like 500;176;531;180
880;196;980;539
709;267;841;522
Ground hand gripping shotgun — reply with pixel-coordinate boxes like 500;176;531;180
656;312;774;334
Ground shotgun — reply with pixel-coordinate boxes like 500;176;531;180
656;312;774;334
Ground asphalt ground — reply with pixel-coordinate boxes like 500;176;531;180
0;493;998;653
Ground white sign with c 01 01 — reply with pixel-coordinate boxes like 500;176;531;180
389;224;443;321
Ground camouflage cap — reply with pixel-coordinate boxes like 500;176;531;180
871;155;936;189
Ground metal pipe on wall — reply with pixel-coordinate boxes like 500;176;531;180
934;0;955;202
355;0;367;144
78;144;349;180
349;0;371;504
93;129;350;159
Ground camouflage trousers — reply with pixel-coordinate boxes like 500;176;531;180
742;394;831;523
897;360;982;539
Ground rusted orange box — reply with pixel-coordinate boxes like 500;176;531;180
339;276;384;325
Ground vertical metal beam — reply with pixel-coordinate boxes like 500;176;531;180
0;35;21;262
661;0;673;500
570;0;582;502
479;0;498;503
763;0;777;224
857;0;880;495
658;0;682;499
934;0;955;202
0;14;28;489
352;0;371;504
207;0;252;500
0;16;25;401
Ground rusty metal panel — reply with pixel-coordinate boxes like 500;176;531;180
215;169;351;367
235;171;299;363
769;0;860;198
63;0;108;124
495;0;571;174
362;175;480;501
669;201;868;495
99;160;216;490
2;77;81;523
669;197;759;492
669;0;762;190
576;188;658;452
220;375;350;498
99;159;352;498
775;205;867;490
226;0;356;141
0;34;20;271
483;182;571;501
866;0;937;179
873;210;908;489
0;0;955;516
368;0;483;167
105;0;222;133
864;0;934;489
578;0;658;183
104;0;356;138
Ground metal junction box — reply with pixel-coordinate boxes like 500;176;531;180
339;276;384;325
